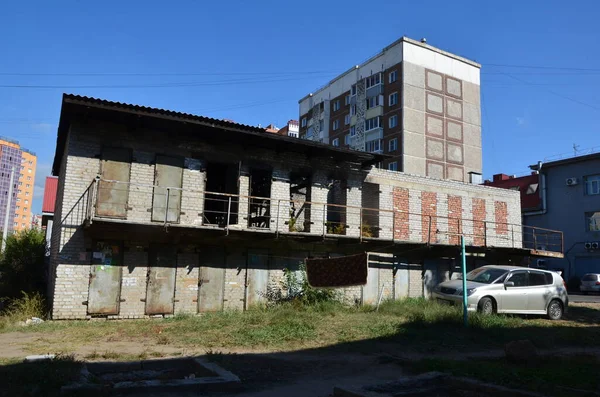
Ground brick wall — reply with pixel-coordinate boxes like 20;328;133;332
472;198;486;246
421;191;437;243
448;195;462;245
393;187;409;240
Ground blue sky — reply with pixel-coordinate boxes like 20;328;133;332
2;0;600;213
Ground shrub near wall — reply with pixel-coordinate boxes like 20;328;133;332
0;229;47;300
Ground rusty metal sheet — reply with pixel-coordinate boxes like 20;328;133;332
246;249;269;307
198;249;225;312
145;245;177;315
152;155;183;223
96;148;131;218
88;242;122;315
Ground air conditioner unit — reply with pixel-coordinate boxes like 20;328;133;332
566;177;579;186
585;242;593;250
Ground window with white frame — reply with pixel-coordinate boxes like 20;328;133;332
350;126;356;136
389;115;398;128
586;211;600;231
389;92;398;106
21;223;25;227
389;70;397;83
389;138;398;152
585;174;600;195
301;118;307;127
319;120;324;130
24;200;28;204
344;114;350;125
388;161;398;171
333;100;340;112
365;73;382;88
333;119;340;130
13;222;17;227
344;95;351;105
351;85;357;96
366;95;383;109
365;117;381;131
345;134;350;145
350;104;356;116
332;138;340;147
365;139;383;153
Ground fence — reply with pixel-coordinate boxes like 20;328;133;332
62;178;563;254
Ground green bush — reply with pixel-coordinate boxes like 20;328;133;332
263;263;339;307
0;228;47;300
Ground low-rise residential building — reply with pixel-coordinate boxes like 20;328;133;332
525;153;600;280
48;94;560;320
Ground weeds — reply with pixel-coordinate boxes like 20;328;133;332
0;291;46;329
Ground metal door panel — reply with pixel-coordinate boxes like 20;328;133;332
97;148;131;218
88;242;122;315
246;249;269;307
146;245;177;315
394;263;409;299
198;249;226;312
363;265;380;305
152;155;183;223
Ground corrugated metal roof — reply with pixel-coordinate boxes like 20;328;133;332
53;94;386;175
42;176;58;214
63;94;265;132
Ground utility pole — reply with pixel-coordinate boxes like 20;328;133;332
1;166;15;252
461;235;468;327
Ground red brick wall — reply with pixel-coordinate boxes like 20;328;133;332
393;187;409;240
448;195;462;245
472;198;486;246
421;191;437;243
495;201;508;235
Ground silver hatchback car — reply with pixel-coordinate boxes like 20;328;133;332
432;265;568;320
580;273;600;294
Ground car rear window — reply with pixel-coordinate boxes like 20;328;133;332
530;271;550;286
583;274;598;281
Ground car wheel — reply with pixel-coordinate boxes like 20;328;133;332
547;300;563;320
478;297;494;315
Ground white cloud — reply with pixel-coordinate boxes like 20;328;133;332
31;123;54;133
516;117;526;126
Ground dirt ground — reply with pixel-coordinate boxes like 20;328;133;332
1;303;599;396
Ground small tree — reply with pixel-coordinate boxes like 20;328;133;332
0;229;47;300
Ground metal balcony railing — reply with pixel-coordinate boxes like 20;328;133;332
60;178;564;255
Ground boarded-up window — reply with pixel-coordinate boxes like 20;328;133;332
152;155;184;223
96;148;132;218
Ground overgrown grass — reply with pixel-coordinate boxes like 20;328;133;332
405;355;600;397
1;299;598;357
0;291;46;329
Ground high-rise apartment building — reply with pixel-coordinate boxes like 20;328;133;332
0;137;37;233
299;37;482;182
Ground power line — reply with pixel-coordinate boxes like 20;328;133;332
503;73;600;112
485;63;600;72
0;74;337;89
0;70;338;77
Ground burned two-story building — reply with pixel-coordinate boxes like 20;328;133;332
49;94;563;320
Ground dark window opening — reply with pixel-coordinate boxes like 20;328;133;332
204;162;239;226
248;168;272;229
326;179;347;235
290;172;311;233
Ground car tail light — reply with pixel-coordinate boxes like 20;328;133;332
563;280;568;289
595;282;600;286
